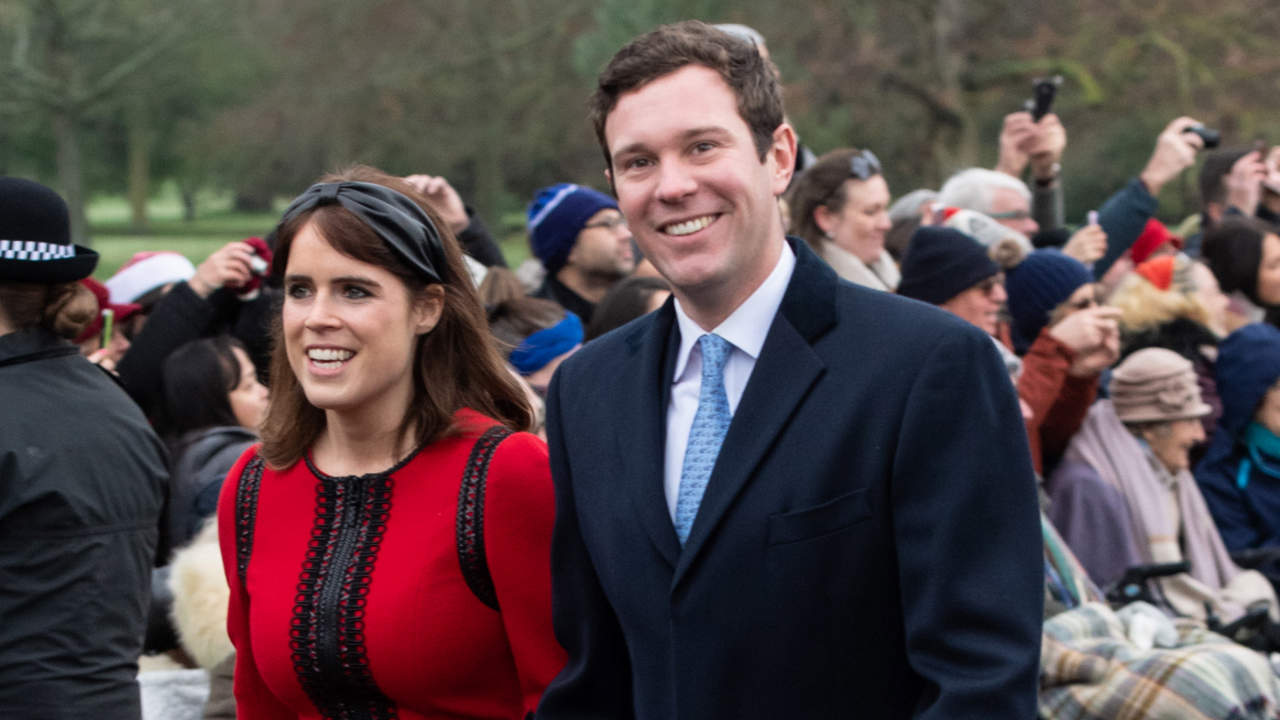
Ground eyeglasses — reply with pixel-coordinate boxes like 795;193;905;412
986;209;1032;221
849;149;881;181
582;215;628;232
1064;289;1103;312
976;273;1005;295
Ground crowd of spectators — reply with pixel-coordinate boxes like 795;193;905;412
8;18;1280;720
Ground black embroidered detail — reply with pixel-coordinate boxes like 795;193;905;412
235;456;264;587
290;463;398;720
456;426;511;611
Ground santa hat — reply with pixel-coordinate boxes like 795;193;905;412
105;251;196;304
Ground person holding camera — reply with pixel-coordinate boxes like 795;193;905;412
994;109;1068;235
109;238;277;429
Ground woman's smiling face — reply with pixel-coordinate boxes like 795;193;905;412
281;221;441;424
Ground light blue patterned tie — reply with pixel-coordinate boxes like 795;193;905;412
674;333;733;545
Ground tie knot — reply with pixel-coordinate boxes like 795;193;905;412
698;333;731;379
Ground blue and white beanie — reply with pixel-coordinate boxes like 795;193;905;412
527;183;617;275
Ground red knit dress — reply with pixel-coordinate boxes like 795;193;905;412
217;409;565;719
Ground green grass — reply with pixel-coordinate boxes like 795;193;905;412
86;186;531;279
86;188;278;280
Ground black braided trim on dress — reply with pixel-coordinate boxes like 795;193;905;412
456;425;512;611
235;456;264;587
289;465;398;720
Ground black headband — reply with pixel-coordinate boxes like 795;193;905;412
278;181;449;284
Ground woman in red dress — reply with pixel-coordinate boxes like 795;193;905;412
218;166;565;719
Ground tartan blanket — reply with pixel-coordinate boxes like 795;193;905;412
1040;602;1279;719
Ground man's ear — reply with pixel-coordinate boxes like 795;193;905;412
413;285;446;335
768;123;798;196
604;166;615;197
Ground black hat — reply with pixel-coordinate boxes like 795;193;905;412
0;177;98;284
897;226;999;305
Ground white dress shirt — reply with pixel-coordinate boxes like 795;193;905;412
663;242;797;522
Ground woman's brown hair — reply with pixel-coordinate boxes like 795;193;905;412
258;165;532;469
785;148;864;253
0;281;96;339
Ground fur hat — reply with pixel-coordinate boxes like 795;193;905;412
939;207;1032;270
527;184;618;275
0;177;98;283
1111;347;1212;423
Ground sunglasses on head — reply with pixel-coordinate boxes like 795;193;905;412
849;149;882;181
821;150;883;207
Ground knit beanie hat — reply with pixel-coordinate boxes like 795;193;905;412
897;227;999;306
1111;347;1211;423
1129;218;1183;265
105;250;196;304
527;184;618;275
1005;248;1093;353
0;177;98;283
1216;323;1280;438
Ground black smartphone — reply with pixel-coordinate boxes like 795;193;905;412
1026;76;1062;121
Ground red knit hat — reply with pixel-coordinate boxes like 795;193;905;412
75;277;142;344
1135;255;1176;291
1129;218;1183;265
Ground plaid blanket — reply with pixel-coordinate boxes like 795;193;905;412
1040;603;1279;719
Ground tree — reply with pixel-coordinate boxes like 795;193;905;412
0;0;201;243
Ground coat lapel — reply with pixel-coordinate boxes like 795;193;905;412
673;239;838;586
618;301;683;569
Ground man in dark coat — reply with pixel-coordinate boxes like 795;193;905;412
0;177;168;719
537;22;1042;720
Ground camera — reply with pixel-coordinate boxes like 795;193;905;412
1183;125;1221;149
1024;75;1063;121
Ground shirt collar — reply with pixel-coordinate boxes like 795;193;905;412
671;241;796;382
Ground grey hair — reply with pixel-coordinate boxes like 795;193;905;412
888;188;938;224
937;168;1031;216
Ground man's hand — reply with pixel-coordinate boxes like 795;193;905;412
995;111;1065;181
1062;223;1107;265
1139;117;1203;197
404;174;470;234
995;112;1034;178
1048;305;1121;377
1026;114;1066;182
1224;150;1267;217
189;241;255;298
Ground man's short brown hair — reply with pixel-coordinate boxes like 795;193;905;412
588;20;785;172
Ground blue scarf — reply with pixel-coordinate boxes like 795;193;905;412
509;312;583;376
1236;422;1280;489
